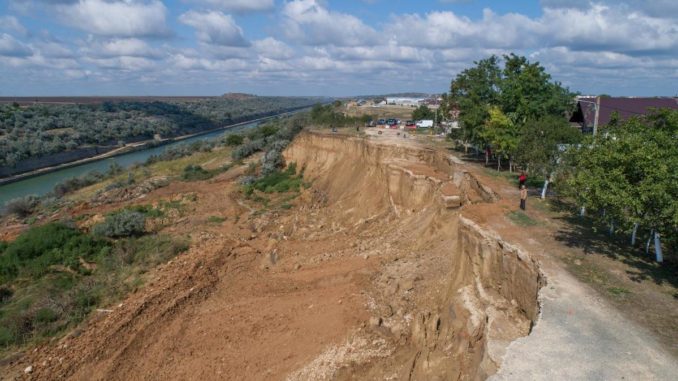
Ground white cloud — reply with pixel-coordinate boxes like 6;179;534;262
85;56;157;71
35;40;74;58
0;33;32;57
55;0;169;37
540;4;678;54
179;10;250;47
282;0;379;46
386;9;541;49
252;38;294;60
0;16;28;36
186;0;275;13
96;38;161;58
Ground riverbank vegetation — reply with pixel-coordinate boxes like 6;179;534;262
0;96;319;168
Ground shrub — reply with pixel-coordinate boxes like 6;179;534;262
35;308;59;323
53;171;106;197
225;134;244;146
3;195;40;218
0;222;109;282
231;138;266;160
0;286;12;303
92;211;146;238
207;216;226;224
181;165;213;181
243;163;302;195
126;204;164;218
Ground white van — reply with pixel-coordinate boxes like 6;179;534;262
416;120;433;128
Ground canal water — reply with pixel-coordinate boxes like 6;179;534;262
0;121;259;206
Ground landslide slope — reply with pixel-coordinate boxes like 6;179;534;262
7;130;543;381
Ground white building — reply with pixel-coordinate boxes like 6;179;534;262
385;97;425;106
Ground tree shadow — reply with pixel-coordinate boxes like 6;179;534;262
550;198;678;289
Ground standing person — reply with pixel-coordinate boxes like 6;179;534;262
520;184;527;210
518;171;527;189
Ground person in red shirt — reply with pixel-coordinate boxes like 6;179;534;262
518;171;527;189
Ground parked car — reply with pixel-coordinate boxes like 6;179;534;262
405;120;416;129
377;118;386;126
365;120;376;127
416;119;434;128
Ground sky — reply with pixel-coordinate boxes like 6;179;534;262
0;0;676;97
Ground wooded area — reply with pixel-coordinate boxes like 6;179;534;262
0;96;318;167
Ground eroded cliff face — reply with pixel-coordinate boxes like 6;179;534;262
9;131;543;381
285;132;544;380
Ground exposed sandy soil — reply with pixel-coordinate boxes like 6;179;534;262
4;126;678;381
2;128;545;380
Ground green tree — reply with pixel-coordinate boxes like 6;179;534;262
565;110;678;261
499;53;575;124
412;105;435;120
480;107;520;171
449;56;501;151
515;116;582;197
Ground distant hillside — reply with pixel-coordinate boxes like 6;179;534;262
222;93;256;100
0;96;319;176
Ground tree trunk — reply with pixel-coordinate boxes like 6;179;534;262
646;230;654;254
541;173;554;199
509;158;513;173
580;206;586;217
654;231;663;263
485;150;489;166
631;223;638;245
609;220;614;236
497;156;501;171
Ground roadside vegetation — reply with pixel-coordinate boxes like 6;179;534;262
446;53;677;263
562;109;678;259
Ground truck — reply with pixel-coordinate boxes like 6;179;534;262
416;120;433;128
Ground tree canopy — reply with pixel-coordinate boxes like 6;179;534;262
564;109;678;250
448;53;577;177
412;105;435;120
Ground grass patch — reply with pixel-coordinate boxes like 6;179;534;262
607;286;631;297
207;216;226;224
506;211;538;227
0;222;109;283
0;221;189;353
243;163;304;195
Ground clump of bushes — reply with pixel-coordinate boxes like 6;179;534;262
52;163;124;197
0;222;109;283
3;195;40;218
92;210;146;238
0;221;189;348
225;134;244;146
181;164;213;181
261;140;289;176
231;138;266;160
243;163;303;195
145;140;218;165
